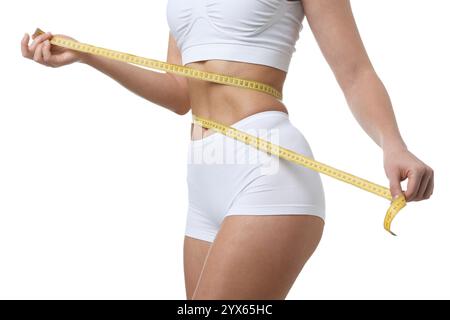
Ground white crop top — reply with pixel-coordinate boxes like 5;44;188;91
166;0;305;72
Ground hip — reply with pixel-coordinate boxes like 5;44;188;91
186;110;326;217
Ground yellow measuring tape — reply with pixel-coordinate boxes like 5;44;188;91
33;28;407;235
32;28;282;100
192;115;407;236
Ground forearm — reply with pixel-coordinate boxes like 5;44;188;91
342;67;408;152
78;52;190;115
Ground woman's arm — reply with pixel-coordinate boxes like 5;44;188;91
302;0;434;201
79;33;190;115
22;31;190;115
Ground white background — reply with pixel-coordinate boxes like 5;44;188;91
1;0;449;299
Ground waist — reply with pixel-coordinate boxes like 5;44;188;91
186;60;287;130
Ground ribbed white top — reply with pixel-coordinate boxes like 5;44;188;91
166;0;305;72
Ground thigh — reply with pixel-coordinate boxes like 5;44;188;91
183;236;212;300
192;214;324;300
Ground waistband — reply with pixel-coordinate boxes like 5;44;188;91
190;110;289;147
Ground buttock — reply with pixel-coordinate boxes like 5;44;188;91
185;110;326;243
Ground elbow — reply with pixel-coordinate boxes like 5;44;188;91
173;102;191;115
166;73;191;115
338;64;377;95
174;105;191;115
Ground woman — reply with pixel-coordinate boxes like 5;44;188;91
21;0;434;299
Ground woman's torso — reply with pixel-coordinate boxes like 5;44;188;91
166;0;303;138
187;59;288;134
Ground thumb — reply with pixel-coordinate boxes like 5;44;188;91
388;172;403;200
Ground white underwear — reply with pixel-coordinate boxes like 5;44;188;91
185;110;326;243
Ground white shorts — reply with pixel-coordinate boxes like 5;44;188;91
185;110;326;243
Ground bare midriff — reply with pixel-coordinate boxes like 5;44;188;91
187;59;289;141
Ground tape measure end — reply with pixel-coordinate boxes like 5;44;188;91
384;226;397;236
33;28;44;38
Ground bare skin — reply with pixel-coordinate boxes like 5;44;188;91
22;0;434;299
191;215;324;300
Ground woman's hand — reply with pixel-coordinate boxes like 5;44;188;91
383;147;434;202
21;31;84;67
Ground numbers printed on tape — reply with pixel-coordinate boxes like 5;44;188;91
33;28;407;235
192;115;407;236
33;28;282;100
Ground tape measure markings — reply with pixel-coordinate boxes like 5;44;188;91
32;28;407;235
33;28;282;100
193;115;407;236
